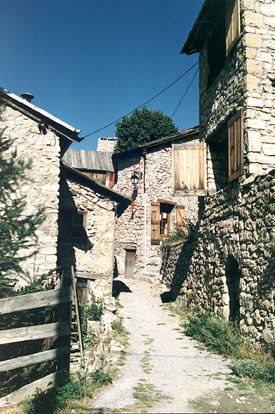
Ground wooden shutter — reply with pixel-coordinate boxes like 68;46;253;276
175;206;185;227
226;0;240;55
228;109;243;182
151;202;160;245
173;143;206;194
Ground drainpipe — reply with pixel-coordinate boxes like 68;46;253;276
143;151;147;275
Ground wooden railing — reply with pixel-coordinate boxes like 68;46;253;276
0;286;73;407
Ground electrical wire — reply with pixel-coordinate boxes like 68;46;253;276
80;61;199;139
171;67;199;118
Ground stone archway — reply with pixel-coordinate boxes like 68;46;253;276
224;256;241;322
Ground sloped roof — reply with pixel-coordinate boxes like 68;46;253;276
113;126;199;158
0;87;81;142
63;149;114;172
181;0;224;55
63;164;131;204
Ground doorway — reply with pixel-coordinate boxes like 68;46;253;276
125;247;136;279
225;256;241;322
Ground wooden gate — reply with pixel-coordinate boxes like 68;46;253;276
125;248;136;279
0;286;72;407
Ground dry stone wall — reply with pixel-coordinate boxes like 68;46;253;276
168;171;275;344
114;145;200;280
1;105;61;287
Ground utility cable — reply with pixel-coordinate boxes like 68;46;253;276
80;61;198;139
171;67;199;118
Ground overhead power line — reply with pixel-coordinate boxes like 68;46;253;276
80;61;199;139
171;67;199;118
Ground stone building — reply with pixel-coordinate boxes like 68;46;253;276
58;164;131;298
0;87;80;287
170;0;275;343
113;126;204;281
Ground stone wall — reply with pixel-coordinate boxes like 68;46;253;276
243;0;275;175
114;144;200;280
171;170;275;344
58;177;116;288
0;105;61;287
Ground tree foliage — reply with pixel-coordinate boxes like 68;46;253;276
115;107;179;152
0;108;44;296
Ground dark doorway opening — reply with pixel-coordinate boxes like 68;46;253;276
225;256;241;322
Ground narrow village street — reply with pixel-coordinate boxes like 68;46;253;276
88;278;266;414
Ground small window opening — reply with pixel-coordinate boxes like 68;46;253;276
207;17;226;87
208;126;228;192
225;256;241;323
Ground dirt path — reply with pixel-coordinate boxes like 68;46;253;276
89;278;270;413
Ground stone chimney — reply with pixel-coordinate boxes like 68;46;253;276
97;137;117;152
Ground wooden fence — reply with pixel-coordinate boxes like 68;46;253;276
0;286;73;407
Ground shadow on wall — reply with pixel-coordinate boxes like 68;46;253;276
57;177;92;277
160;197;205;303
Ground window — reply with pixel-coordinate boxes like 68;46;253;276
207;0;240;86
72;210;87;238
60;209;87;241
173;143;206;195
151;202;185;245
228;109;243;182
226;0;240;55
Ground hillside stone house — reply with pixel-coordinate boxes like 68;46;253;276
0;88;130;296
58;163;130;299
173;0;275;343
112;127;206;281
0;88;80;287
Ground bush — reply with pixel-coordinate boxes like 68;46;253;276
185;313;241;356
231;359;275;383
79;301;103;343
90;369;112;385
23;378;85;414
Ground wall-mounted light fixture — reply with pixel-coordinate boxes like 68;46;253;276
130;171;142;186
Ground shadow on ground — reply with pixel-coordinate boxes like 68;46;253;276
112;280;132;298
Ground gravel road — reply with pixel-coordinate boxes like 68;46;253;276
89;277;236;413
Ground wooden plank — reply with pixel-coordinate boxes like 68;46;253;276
0;346;69;372
75;272;110;280
0;370;68;408
0;322;70;345
0;287;73;315
72;267;84;363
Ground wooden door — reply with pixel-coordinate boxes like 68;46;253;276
125;250;136;279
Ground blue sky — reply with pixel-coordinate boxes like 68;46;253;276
1;0;204;150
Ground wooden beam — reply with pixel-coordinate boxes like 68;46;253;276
0;346;69;372
75;272;110;280
0;370;68;408
0;287;73;315
0;322;70;345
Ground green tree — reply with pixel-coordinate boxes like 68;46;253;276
0;108;44;297
115;107;179;152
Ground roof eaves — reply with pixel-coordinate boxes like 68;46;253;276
113;126;199;158
0;87;81;142
181;0;217;55
62;164;131;204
